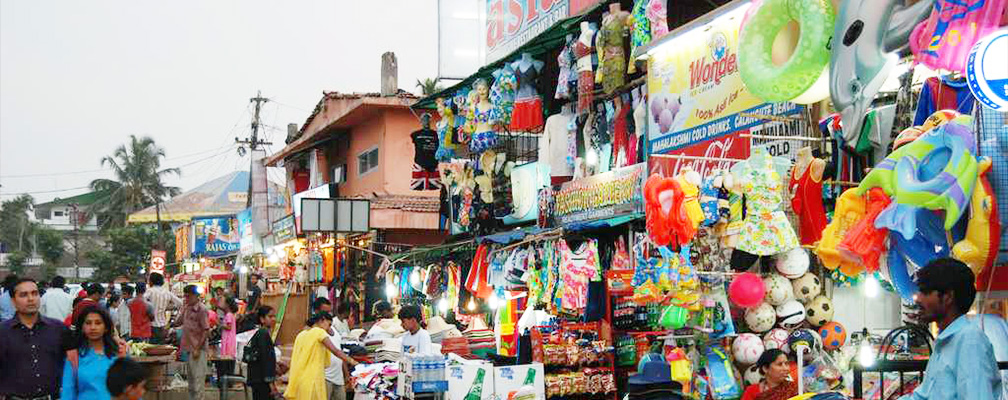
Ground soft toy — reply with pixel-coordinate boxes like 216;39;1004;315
952;158;1001;276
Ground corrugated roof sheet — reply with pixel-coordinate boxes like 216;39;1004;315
370;195;439;213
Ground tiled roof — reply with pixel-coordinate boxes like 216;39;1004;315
370;195;439;213
300;90;419;135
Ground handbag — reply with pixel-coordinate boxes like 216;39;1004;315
242;329;261;363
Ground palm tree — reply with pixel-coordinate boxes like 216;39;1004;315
416;78;443;96
89;135;181;230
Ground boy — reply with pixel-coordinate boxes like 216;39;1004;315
399;305;432;355
106;357;150;400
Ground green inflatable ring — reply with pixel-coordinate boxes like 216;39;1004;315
739;0;835;102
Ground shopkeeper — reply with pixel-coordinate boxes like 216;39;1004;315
398;305;432;355
899;258;1002;400
741;349;796;400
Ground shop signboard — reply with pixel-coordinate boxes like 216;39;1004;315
237;208;256;255
273;214;296;244
192;216;241;257
646;3;805;176
554;163;645;225
485;0;570;64
149;250;166;277
292;183;333;234
174;224;192;261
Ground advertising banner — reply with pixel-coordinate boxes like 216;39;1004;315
485;0;570;64
292;184;333;234
273;214;296;244
237;208;256;255
149;250;166;277
174;224;191;262
555;163;645;225
193;216;241;257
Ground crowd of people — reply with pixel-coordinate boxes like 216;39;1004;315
0;272;280;400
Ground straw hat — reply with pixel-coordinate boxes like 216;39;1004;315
465;316;490;332
426;316;453;335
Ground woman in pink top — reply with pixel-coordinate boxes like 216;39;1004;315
214;297;239;386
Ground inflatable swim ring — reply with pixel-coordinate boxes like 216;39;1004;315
645;174;676;246
953;158;1001;276
739;0;835;102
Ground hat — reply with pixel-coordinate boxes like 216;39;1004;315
427;316;453;335
628;353;673;385
465;316;490;332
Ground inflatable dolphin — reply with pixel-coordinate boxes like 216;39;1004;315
830;0;934;139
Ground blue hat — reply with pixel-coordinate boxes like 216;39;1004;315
628;353;673;385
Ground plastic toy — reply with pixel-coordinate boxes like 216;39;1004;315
705;346;743;400
777;300;806;330
788;328;823;361
829;0;935;139
818;321;847;350
816;189;867;272
837;187;891;273
791;272;822;304
730;272;767;308
952;158;1001;276
805;295;834;327
909;0;1008;72
738;0;835;102
745;302;777;333
660;304;689;329
764;273;795;306
732;333;765;366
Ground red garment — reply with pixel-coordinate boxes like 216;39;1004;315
574;42;594;115
129;297;153;339
509;97;544;131
66;298;97;326
790;163;828;245
612;103;631;168
464;245;493;299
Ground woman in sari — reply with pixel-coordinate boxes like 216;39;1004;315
741;349;798;400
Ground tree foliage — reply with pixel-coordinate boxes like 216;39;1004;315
416;78;443;96
89;135;181;229
0;194;35;253
86;225;174;282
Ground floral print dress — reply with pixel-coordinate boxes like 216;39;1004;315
735;161;800;255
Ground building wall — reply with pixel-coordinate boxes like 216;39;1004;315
40;205;99;232
339;116;385;198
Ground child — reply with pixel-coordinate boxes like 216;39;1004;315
106;358;150;400
215;297;239;387
107;294;123;337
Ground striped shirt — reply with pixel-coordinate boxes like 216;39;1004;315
144;286;182;327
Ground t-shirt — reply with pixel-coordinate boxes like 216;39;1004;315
539;113;574;177
246;285;262;310
913;76;975;126
401;328;433;355
324;330;344;385
411;128;440;171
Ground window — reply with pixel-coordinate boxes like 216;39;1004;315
358;148;379;176
53;210;64;217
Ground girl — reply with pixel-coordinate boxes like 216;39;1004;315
247;306;278;400
283;312;359;400
741;349;798;400
215;297;239;385
61;305;125;400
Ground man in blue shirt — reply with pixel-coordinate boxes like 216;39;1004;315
900;258;1003;400
0;275;18;321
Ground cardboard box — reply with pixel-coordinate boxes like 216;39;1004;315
446;361;495;400
493;363;545;400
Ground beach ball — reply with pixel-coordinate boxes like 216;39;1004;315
776;300;806;330
776;248;809;279
893;126;925;150
743;364;763;386
763;328;791;353
763;273;794;306
791;272;821;303
805;295;834;327
732;333;765;365
818;321;847;350
921;110;960;132
730;272;767;308
745;302;776;333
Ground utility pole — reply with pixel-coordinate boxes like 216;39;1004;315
69;203;80;281
236;91;272;208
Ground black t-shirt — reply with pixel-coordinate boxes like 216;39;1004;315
247;285;262;310
411;128;439;171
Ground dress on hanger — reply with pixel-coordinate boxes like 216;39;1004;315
790;162;828;245
612;101;631;168
511;61;544;131
629;0;651;73
559;239;599;311
491;66;518;127
556;38;575;99
647;0;669;37
735;155;800;255
596;13;632;94
574;39;595;115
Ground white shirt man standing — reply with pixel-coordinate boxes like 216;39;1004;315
145;272;182;343
39;276;72;321
325;327;346;400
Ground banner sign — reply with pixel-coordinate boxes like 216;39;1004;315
486;0;569;64
649;129;751;178
174;224;191;262
193;216;240;257
149;250;166;277
293;184;333;234
273;214;296;244
555;163;645;225
238;208;256;255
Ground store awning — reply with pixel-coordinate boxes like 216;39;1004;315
564;214;642;232
127;171;284;223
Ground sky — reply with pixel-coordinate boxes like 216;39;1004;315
0;1;442;204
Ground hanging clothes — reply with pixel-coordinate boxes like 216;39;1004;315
912;75;975;126
612;99;632;168
556;36;576;99
559;239;599;311
411;128;442;190
790;163;828;246
574;38;596;115
647;0;669;37
628;0;651;74
596;12;632;94
735;155;800;255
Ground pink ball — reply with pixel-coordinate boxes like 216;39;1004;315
730;272;767;308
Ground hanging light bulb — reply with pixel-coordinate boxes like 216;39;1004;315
410;269;421;287
864;275;879;298
858;341;876;367
438;298;449;314
467;299;476;311
239;266;249;274
385;284;397;300
488;294;499;310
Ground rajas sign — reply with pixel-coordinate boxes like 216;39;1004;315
485;0;569;63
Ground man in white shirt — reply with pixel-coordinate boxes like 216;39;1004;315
324;327;346;400
398;305;432;355
39;276;72;321
144;273;182;343
117;284;133;338
333;303;352;337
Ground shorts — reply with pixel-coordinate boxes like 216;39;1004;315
509;97;544;131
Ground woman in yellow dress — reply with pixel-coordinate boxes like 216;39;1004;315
284;312;359;400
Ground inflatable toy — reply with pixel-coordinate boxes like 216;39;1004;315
819;321;847;350
829;0;934;140
764;328;791;353
660;304;690;329
858;118;979;229
745;302;777;333
838;187;891;273
644;174;676;246
676;171;706;233
730;272;767;308
791;272;822;304
788;328;822;361
764;273;795;306
739;0;835;102
732;333;765;365
953;158;1001;276
887;241;922;301
816;189;867;271
893;126;925;150
805;295;834;327
920;109;961;132
887;207;951;266
776;247;810;279
909;0;1008;72
967;29;1008;111
777;300;806;330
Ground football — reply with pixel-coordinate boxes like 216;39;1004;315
745;302;777;333
763;328;791;353
776;300;806;330
791;272;821;303
805;295;834;327
763;273;794;306
732;333;765;366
